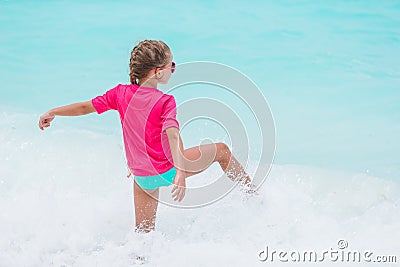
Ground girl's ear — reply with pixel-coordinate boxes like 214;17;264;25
157;70;165;80
155;68;163;79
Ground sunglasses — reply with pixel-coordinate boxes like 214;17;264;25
156;61;176;74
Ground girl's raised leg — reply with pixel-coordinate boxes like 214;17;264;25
181;142;251;184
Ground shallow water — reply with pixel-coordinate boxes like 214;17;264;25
1;114;399;266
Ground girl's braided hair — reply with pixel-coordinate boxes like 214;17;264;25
129;40;171;85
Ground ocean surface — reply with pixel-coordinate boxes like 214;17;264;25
1;1;399;266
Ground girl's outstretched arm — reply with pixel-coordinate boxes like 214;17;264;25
38;100;96;130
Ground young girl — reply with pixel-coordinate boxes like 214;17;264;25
38;40;254;234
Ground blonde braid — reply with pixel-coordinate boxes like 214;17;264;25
129;40;171;85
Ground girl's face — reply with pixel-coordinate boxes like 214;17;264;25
156;54;174;84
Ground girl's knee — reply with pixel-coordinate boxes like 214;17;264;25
216;142;231;160
217;142;230;152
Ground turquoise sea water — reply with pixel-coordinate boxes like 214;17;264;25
1;0;399;180
1;1;399;266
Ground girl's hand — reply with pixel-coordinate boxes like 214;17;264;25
171;170;186;202
38;112;55;130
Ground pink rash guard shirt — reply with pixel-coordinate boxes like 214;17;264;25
91;84;180;176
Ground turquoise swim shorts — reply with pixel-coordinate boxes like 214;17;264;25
134;166;177;190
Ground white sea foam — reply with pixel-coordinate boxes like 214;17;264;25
1;113;399;266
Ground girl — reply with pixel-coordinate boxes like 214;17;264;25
38;40;254;234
